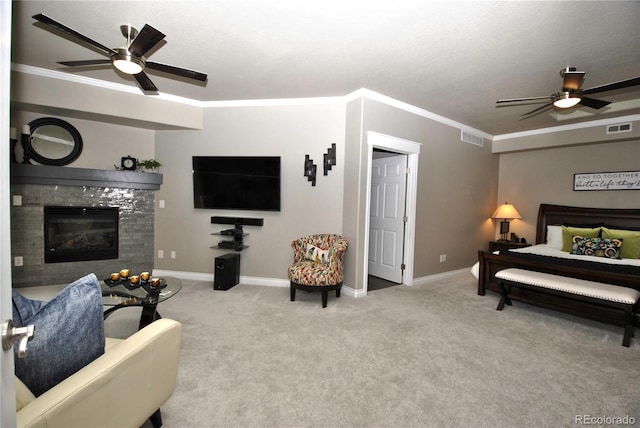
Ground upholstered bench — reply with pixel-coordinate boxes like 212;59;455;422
495;268;640;347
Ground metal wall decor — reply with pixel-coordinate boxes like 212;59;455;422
323;143;336;175
303;154;317;186
303;143;337;186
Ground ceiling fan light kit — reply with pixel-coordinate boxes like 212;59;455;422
32;13;207;93
112;48;144;75
553;92;581;109
497;66;640;118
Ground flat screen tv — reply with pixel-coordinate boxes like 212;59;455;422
192;156;281;211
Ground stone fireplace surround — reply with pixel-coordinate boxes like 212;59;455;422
10;164;162;288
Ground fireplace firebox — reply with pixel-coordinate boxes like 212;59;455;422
44;206;119;263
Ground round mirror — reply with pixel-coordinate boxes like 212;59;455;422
27;117;83;166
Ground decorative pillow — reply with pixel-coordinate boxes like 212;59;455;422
570;236;623;259
12;273;105;397
305;243;331;266
601;227;640;259
561;226;600;252
546;225;563;250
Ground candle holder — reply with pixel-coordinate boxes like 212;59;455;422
10;138;18;164
21;131;32;164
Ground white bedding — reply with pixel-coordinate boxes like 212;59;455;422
508;244;640;267
470;244;640;280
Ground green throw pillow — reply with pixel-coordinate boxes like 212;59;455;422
561;226;600;252
601;227;640;259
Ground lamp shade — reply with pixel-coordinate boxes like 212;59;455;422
492;202;521;220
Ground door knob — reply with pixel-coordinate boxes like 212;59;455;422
2;319;35;358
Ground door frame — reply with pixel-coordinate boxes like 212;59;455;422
363;131;421;293
1;0;16;425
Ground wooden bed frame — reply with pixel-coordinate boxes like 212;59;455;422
478;203;640;326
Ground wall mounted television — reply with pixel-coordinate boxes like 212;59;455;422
192;156;281;211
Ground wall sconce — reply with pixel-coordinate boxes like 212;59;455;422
323;143;336;175
303;154;317;186
491;202;521;241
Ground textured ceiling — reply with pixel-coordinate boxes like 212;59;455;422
10;0;640;136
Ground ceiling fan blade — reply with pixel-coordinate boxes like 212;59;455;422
128;24;165;57
145;61;208;82
32;13;116;57
582;76;640;94
58;59;111;67
562;71;585;91
579;96;611;110
520;101;554;117
496;95;554;104
134;71;159;92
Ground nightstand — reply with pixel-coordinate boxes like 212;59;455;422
488;241;530;252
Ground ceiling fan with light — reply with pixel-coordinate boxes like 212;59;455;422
496;67;640;118
32;13;207;93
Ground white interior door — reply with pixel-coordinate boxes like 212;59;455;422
368;153;407;283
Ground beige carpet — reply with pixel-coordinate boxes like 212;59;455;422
143;272;640;427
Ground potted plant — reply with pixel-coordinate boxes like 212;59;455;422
138;159;162;172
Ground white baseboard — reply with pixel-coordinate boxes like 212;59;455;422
152;267;475;296
411;267;473;287
152;269;214;282
152;269;289;288
341;285;365;298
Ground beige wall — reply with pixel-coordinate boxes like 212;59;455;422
341;98;499;292
12;70;203;130
153;103;346;280
10;109;155;169
15;72;637;291
361;99;499;278
497;139;640;243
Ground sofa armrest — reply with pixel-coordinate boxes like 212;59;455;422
17;319;182;428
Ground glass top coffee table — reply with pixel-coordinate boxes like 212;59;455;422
101;276;182;329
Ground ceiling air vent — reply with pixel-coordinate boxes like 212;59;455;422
606;122;632;134
460;130;484;147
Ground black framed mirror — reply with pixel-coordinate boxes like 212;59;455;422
27;117;83;166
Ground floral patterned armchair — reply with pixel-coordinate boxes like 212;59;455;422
288;234;349;308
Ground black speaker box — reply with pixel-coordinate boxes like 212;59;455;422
214;253;240;290
211;216;264;226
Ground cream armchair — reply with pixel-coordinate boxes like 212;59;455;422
16;318;182;428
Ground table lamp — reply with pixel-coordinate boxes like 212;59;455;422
492;202;521;242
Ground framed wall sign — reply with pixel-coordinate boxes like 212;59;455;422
573;171;640;191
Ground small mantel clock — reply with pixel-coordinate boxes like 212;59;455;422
121;156;137;171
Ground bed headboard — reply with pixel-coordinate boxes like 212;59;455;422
535;204;640;245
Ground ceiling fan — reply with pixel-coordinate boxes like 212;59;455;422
496;67;640;118
32;13;207;93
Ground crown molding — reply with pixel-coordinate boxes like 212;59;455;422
347;88;494;140
13;63;637;142
11;63;204;107
492;114;640;141
11;64;492;137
